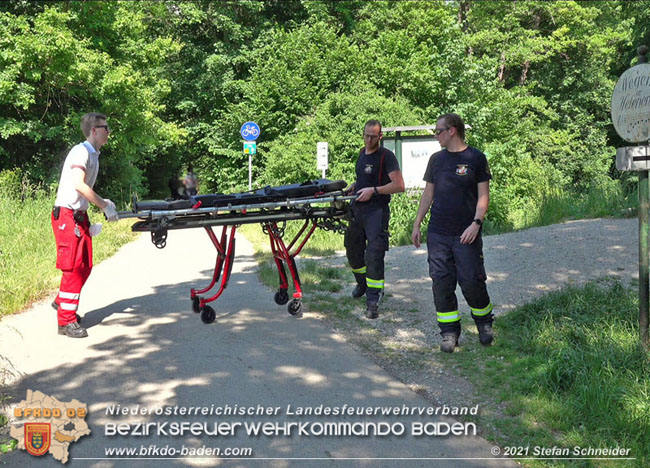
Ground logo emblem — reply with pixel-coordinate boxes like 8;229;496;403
25;423;51;456
456;164;468;176
364;164;374;174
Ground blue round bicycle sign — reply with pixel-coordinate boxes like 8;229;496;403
240;121;260;141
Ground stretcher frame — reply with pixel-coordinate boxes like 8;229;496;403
118;181;354;323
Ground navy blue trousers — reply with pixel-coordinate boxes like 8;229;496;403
345;203;390;304
427;231;492;334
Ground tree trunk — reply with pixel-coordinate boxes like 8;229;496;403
520;60;530;85
458;0;473;55
498;51;506;82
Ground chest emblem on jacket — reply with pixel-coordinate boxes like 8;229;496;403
364;164;374;174
456;164;468;176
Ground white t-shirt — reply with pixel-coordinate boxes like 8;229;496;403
54;141;100;211
184;171;197;189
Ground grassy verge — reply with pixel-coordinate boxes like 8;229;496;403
455;280;649;468
501;184;637;234
244;224;649;467
0;193;139;317
0;395;16;455
239;221;344;257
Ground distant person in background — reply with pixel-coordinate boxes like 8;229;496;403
183;164;198;196
411;113;494;353
345;119;405;319
168;172;184;200
51;112;118;339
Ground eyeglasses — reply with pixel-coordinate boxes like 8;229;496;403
434;127;450;136
94;125;111;132
363;134;381;140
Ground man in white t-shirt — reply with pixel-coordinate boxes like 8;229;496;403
51;112;119;338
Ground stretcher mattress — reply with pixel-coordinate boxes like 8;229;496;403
133;179;346;212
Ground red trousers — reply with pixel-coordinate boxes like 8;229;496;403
51;208;93;326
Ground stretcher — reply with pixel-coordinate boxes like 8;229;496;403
117;179;354;323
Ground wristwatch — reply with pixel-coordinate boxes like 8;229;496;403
373;186;379;195
473;218;482;226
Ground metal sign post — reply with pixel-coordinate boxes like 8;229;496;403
641;170;649;348
240;122;260;191
317;142;328;179
611;45;650;349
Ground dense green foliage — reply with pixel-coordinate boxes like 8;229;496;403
1;1;648;227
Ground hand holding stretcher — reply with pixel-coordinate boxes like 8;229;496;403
116;179;355;323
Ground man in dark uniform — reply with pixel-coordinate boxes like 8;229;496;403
411;113;494;353
345;119;405;319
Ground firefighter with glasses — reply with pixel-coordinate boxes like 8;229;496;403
411;113;494;352
345;119;405;319
51;113;119;338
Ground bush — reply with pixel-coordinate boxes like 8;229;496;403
0;168;23;200
389;191;427;246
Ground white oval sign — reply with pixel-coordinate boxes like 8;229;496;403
612;63;650;143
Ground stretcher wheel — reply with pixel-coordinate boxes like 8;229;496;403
200;306;216;324
287;299;303;316
192;296;201;313
274;289;289;305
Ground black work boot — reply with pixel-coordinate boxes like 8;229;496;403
476;321;493;346
440;333;459;353
377;289;385;305
52;301;81;324
351;272;366;298
58;322;88;338
365;302;379;319
351;284;367;298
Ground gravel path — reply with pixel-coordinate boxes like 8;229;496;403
318;216;637;316
390;216;638;316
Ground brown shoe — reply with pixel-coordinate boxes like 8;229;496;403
57;322;88;338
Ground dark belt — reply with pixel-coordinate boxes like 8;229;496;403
52;206;87;224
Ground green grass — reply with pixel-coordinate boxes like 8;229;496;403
0;400;17;455
435;281;649;468
240;181;635;252
496;183;637;235
0;192;139;316
462;281;649;467
239;222;345;257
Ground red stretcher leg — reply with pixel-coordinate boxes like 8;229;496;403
265;220;318;316
269;233;290;306
190;226;227;312
196;225;237;324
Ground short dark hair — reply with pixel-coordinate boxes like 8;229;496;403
364;119;382;133
438;113;465;140
80;112;107;138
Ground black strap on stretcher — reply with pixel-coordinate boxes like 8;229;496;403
117;179;355;323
